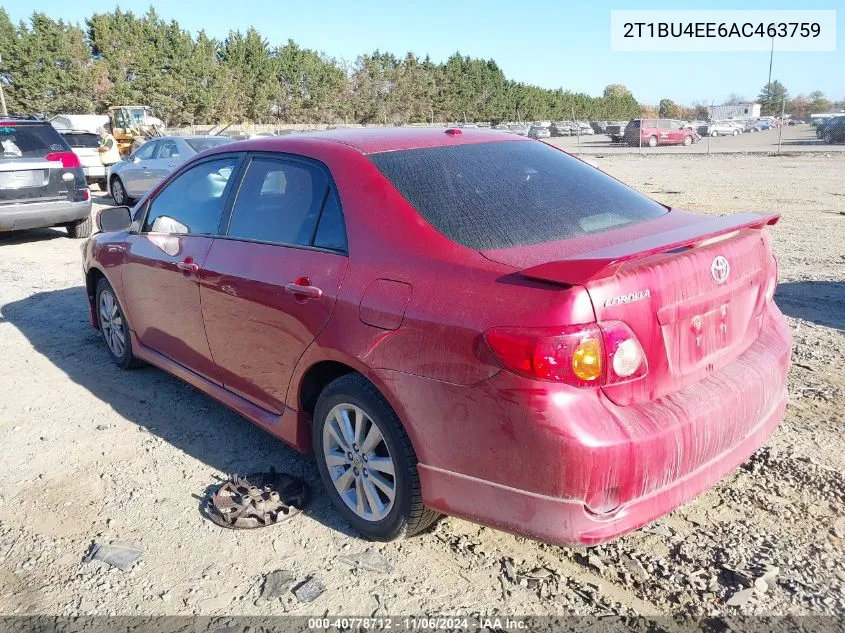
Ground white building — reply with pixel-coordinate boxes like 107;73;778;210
708;103;761;120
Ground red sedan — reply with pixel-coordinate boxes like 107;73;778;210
83;128;791;545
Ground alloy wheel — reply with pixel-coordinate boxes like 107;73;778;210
322;403;396;521
99;289;126;358
111;179;126;205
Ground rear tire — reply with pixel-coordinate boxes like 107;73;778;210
66;215;92;239
312;373;441;541
110;177;130;206
95;278;142;370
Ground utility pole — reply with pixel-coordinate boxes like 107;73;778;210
766;37;774;114
0;54;7;116
778;95;785;154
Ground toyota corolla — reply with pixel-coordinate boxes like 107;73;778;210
82;128;791;545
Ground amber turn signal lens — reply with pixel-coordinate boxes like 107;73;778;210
571;337;602;381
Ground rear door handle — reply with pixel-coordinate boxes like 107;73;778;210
285;278;322;299
177;261;199;273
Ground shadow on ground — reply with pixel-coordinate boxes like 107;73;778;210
776;281;845;330
0;227;70;245
1;285;361;539
777;139;832;147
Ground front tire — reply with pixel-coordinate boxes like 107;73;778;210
732;129;739;136
312;373;440;540
682;135;693;146
647;135;658;147
66;215;92;238
95;278;142;369
110;177;130;206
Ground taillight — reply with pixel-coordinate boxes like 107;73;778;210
765;255;778;304
484;321;647;388
600;321;647;385
45;151;81;169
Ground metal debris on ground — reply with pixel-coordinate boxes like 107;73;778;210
337;550;394;574
83;541;143;571
259;569;297;602
293;578;325;603
205;470;308;529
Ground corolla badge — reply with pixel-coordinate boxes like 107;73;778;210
604;289;650;307
711;255;730;284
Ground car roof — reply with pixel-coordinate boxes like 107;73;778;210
217;127;528;155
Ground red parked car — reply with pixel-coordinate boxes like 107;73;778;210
623;119;698;147
83;128;791;545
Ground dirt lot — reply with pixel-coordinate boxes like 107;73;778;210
0;154;843;621
548;124;845;155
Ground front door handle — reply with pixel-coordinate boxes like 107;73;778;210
285;277;322;299
177;260;199;273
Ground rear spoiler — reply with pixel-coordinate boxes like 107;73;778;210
520;212;779;286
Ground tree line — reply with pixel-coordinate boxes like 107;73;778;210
0;8;642;126
1;8;840;127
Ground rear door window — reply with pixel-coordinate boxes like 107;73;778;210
156;140;180;160
369;141;667;250
61;133;100;149
143;157;239;234
132;141;157;162
225;157;329;246
313;191;347;252
0;123;70;158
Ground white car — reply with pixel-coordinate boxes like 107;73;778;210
528;125;551;139
58;130;107;190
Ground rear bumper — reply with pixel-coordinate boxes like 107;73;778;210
83;166;107;179
419;389;785;546
376;304;791;546
0;198;92;231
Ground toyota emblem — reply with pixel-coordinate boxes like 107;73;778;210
711;255;730;284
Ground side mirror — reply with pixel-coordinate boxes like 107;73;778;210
131;156;140;163
97;206;132;233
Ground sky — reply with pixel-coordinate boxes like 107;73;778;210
4;0;844;105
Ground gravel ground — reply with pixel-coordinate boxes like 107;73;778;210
547;124;845;155
0;154;843;621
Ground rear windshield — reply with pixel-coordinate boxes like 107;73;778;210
0;123;70;158
369;141;667;249
185;137;232;153
61;132;100;148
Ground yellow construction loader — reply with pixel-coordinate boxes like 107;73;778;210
107;106;165;155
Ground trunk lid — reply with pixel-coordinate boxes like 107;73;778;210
483;210;778;405
0;157;68;203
